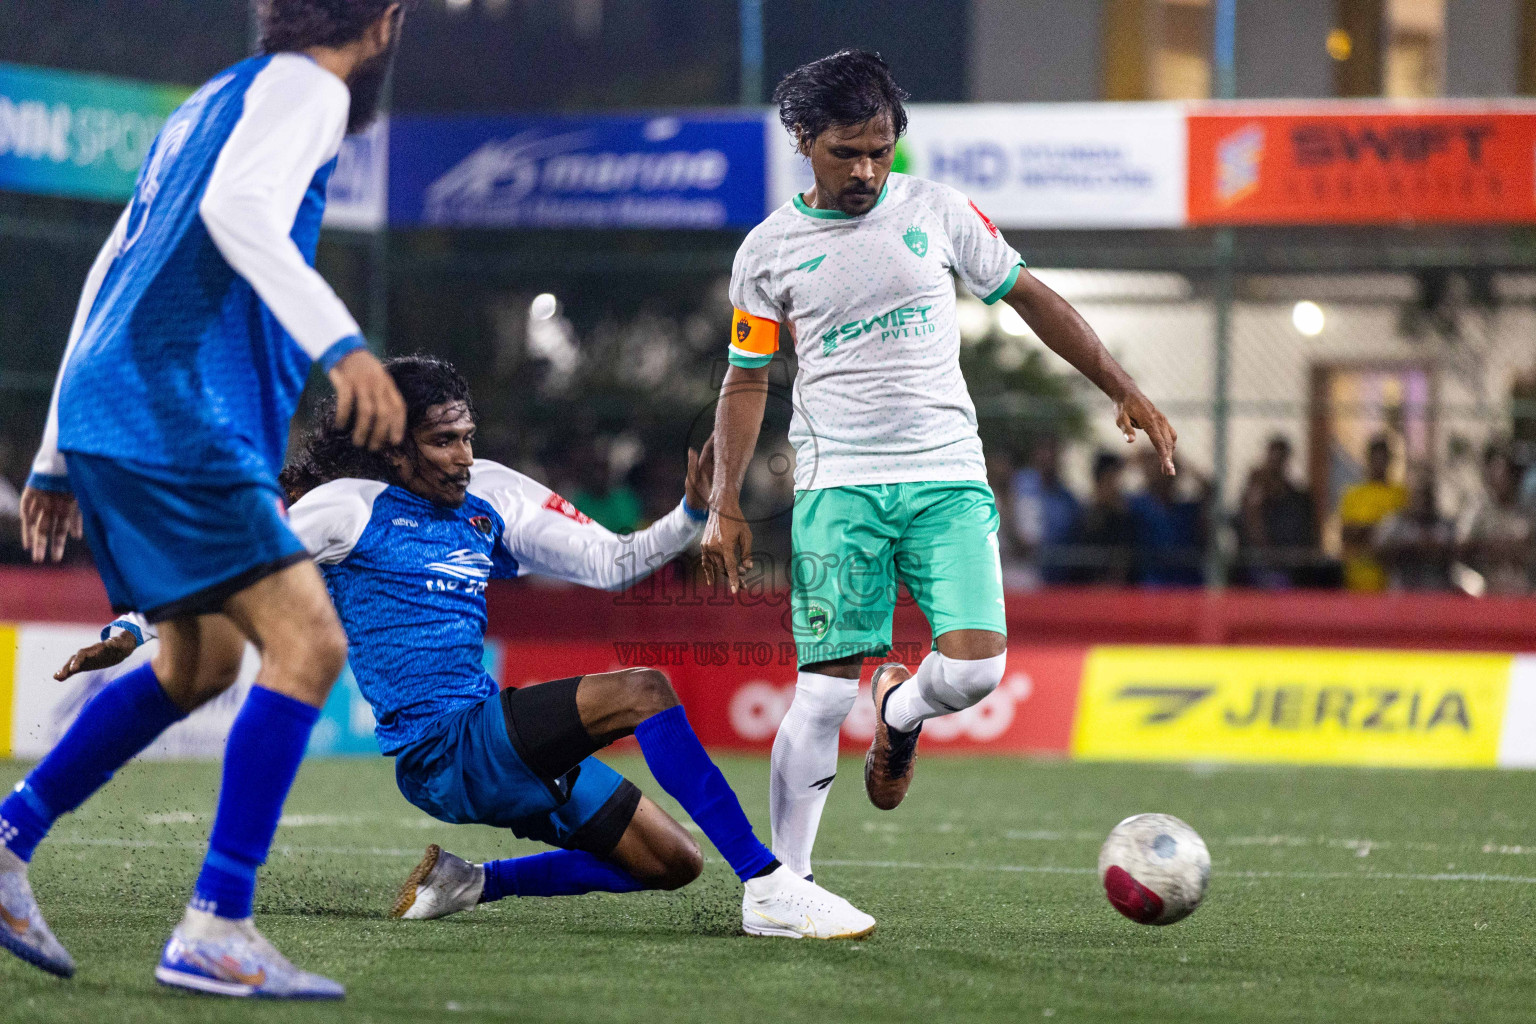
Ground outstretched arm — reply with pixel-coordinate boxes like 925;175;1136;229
496;447;712;592
700;364;769;592
1002;270;1178;476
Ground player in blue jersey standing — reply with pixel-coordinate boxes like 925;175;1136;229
3;1;412;999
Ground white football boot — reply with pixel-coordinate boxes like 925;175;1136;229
390;845;484;921
0;851;75;978
155;908;344;999
742;865;876;939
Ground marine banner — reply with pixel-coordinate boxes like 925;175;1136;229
1187;106;1536;226
388;112;767;229
1072;645;1514;767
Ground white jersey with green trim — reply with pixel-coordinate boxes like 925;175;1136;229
728;172;1024;491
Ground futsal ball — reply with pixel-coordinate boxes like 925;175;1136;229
1097;813;1210;925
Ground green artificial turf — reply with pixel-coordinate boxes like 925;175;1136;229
2;754;1535;1023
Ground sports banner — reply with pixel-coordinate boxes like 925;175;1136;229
767;103;1188;229
1072;645;1513;768
0;61;188;202
1188;106;1536;226
389;112;767;229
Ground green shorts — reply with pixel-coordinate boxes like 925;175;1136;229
789;481;1007;667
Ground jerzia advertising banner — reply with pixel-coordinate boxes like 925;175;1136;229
1188;106;1536;226
0;62;188;202
388;112;766;229
1072;646;1514;768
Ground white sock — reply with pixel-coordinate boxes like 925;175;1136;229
769;671;858;878
883;651;1008;733
180;905;251;940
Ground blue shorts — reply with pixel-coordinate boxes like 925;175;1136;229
392;681;641;855
65;452;307;622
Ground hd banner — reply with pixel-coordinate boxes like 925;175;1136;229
766;102;1188;229
0;62;188;202
1187;106;1536;226
388;112;767;229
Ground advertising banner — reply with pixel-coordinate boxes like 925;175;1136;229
767;103;1188;229
323;119;389;232
1188;107;1536;226
389;112;766;229
0;62;188;203
599;642;1086;755
1072;645;1514;768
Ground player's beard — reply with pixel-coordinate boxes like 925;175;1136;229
346;37;399;135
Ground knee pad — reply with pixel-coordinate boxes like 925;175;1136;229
924;652;1007;712
791;671;859;721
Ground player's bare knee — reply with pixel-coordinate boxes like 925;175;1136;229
626;667;679;719
648;835;703;891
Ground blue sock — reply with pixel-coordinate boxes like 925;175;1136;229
1;662;186;862
634;705;776;882
480;850;644;902
192;687;320;919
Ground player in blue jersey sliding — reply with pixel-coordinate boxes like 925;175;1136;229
4;0;413;999
282;355;874;936
44;355;878;941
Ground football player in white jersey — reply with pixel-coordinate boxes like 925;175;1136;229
701;50;1178;881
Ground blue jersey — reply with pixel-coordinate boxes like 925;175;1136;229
30;53;365;492
288;461;705;754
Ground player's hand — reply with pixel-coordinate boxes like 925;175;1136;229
54;632;137;681
329;349;406;451
685;434;715;514
701;503;753;594
1115;392;1178;476
19;486;82;563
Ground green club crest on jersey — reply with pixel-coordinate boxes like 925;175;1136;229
903;225;928;258
803;599;833;639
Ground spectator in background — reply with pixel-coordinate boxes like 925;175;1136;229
1073;450;1133;584
1009;437;1081;586
1374;471;1454;592
1338;435;1407;593
567;439;644;534
1128;448;1210;587
1238;435;1318;588
1457;449;1534;596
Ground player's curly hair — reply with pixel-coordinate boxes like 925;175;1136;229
280;353;476;503
772;49;909;150
257;0;410;53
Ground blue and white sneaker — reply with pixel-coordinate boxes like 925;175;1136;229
0;859;75;978
155;908;343;1000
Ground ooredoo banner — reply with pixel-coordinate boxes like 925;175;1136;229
8;621;1536;769
1188;107;1536;226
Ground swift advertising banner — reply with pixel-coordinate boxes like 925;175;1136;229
389;112;767;229
0;62;188;202
766;103;1188;229
1188;106;1536;226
